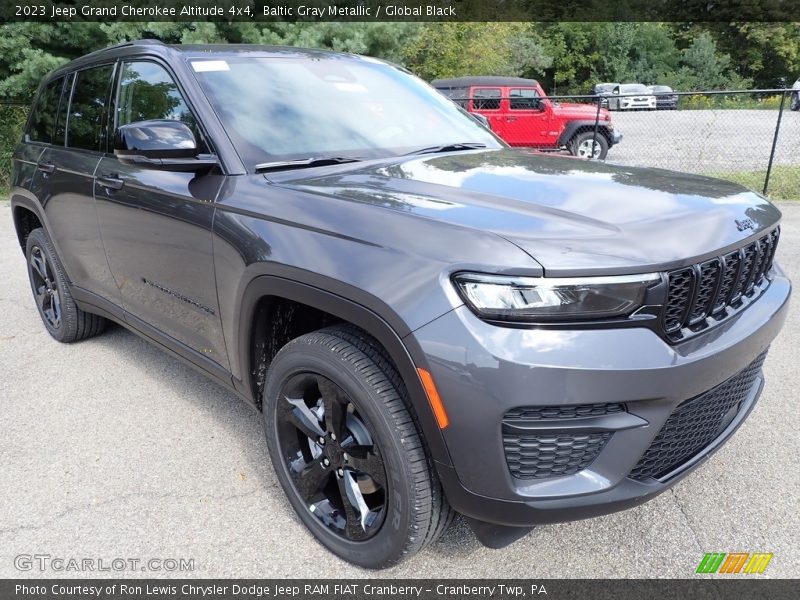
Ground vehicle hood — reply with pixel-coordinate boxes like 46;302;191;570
552;101;612;121
269;149;781;276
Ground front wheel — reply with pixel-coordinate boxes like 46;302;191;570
262;326;452;568
569;131;609;160
791;94;800;111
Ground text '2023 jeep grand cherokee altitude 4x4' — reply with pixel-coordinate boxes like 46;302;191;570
12;41;790;568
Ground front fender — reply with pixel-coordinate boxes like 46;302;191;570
556;120;613;147
233;272;455;469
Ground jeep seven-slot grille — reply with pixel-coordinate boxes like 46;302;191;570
629;350;767;481
662;228;779;339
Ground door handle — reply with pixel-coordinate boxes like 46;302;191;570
506;117;518;122
96;176;124;191
37;163;56;174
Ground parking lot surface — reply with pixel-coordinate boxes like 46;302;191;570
0;201;797;578
609;109;798;173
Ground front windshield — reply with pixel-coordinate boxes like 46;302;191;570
189;54;502;168
620;84;649;93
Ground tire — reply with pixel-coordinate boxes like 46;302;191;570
568;131;609;160
262;325;453;568
791;94;800;111
25;228;106;343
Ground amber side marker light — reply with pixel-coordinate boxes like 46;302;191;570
417;367;450;429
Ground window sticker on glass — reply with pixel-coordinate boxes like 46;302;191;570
191;60;230;72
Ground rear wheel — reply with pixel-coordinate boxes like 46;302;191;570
569;131;609;160
25;228;106;343
262;325;452;568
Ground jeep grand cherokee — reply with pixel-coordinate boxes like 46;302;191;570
11;41;790;568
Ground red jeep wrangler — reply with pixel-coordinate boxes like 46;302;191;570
433;76;622;159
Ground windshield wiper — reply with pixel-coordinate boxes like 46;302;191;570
403;142;487;156
255;156;362;173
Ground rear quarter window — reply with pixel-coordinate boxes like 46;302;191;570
26;77;65;144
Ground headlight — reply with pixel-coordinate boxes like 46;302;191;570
453;272;660;322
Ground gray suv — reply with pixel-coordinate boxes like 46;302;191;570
11;41;791;568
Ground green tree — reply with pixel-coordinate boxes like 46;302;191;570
405;23;551;82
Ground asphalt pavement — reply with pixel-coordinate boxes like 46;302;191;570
0;201;797;578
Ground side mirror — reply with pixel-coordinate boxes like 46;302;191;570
114;120;217;172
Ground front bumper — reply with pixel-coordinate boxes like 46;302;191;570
410;271;790;527
611;130;623;145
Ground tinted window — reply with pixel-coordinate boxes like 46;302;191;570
67;65;113;151
27;77;64;144
116;61;205;150
472;88;501;110
510;88;540;110
54;73;74;145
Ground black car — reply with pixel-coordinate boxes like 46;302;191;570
591;82;618;107
11;41;790;568
648;85;679;110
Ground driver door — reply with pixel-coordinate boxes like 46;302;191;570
501;87;552;147
94;59;229;370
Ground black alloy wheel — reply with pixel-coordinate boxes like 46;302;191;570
276;372;388;541
262;326;453;568
29;244;62;330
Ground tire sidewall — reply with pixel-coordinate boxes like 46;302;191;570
263;338;415;568
25;229;73;342
571;132;609;160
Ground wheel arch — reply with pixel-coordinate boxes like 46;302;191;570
235;274;454;469
10;194;46;253
557;120;613;148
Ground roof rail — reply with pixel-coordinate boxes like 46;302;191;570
70;39;167;62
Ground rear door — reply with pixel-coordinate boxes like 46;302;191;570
94;59;228;369
28;65;121;304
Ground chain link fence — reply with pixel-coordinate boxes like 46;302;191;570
1;89;798;199
446;88;798;200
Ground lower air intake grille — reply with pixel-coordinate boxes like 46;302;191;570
629;351;767;481
504;403;625;421
504;432;612;479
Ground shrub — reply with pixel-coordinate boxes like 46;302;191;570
0;104;29;195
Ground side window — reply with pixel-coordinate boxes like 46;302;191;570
26;77;64;144
67;65;114;151
472;88;501;111
54;73;74;145
510;88;540;110
116;61;206;151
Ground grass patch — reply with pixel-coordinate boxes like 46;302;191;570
706;165;800;201
678;94;784;110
